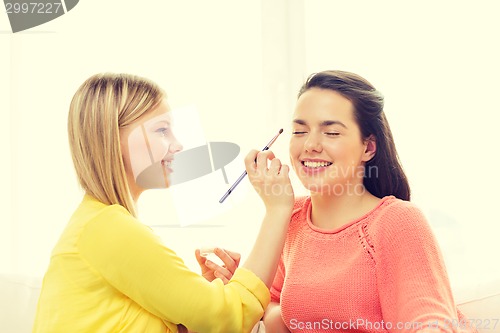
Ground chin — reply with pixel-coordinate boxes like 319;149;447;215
301;181;330;194
302;181;361;197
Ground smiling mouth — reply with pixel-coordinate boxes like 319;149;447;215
161;160;172;167
301;161;333;168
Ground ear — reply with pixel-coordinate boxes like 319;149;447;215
362;135;376;162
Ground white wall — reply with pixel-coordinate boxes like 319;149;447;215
0;0;269;275
302;0;500;288
1;0;499;292
0;37;12;271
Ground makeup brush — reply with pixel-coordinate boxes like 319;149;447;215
219;128;283;203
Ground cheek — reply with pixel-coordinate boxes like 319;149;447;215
148;138;170;161
327;139;358;160
328;142;367;177
289;138;301;158
126;128;155;177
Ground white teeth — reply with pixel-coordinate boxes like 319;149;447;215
303;161;332;168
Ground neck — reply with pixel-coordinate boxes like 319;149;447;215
131;189;143;203
126;174;144;204
310;187;380;230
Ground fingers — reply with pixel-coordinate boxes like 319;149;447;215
223;249;242;264
194;249;206;266
204;259;232;284
245;150;280;175
214;248;241;273
196;247;241;284
247;150;291;181
256;150;276;172
244;149;259;174
244;149;294;210
207;248;241;283
268;157;282;175
278;164;290;176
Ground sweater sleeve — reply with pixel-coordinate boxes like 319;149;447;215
78;205;270;333
369;201;468;333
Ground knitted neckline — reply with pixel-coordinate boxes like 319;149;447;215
304;195;395;234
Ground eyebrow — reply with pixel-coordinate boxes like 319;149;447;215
149;119;171;127
293;119;347;129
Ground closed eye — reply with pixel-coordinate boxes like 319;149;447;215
325;132;340;136
292;131;307;135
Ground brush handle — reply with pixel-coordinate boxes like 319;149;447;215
219;170;248;203
219;129;283;203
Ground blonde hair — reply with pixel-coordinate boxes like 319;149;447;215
68;73;165;217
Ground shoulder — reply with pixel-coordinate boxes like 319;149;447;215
281;196;310;233
365;198;447;276
82;196;136;224
77;196;153;242
368;197;433;240
378;197;427;222
293;196;309;213
291;196;310;221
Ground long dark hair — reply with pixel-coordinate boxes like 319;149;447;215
298;70;411;201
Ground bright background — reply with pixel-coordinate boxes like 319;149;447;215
1;0;499;295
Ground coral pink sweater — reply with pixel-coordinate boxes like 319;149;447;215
270;196;476;333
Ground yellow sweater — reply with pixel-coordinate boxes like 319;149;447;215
33;195;269;333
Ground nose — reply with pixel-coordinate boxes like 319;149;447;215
169;136;183;154
304;132;322;153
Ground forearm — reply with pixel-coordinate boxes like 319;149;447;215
263;302;289;332
243;208;291;288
